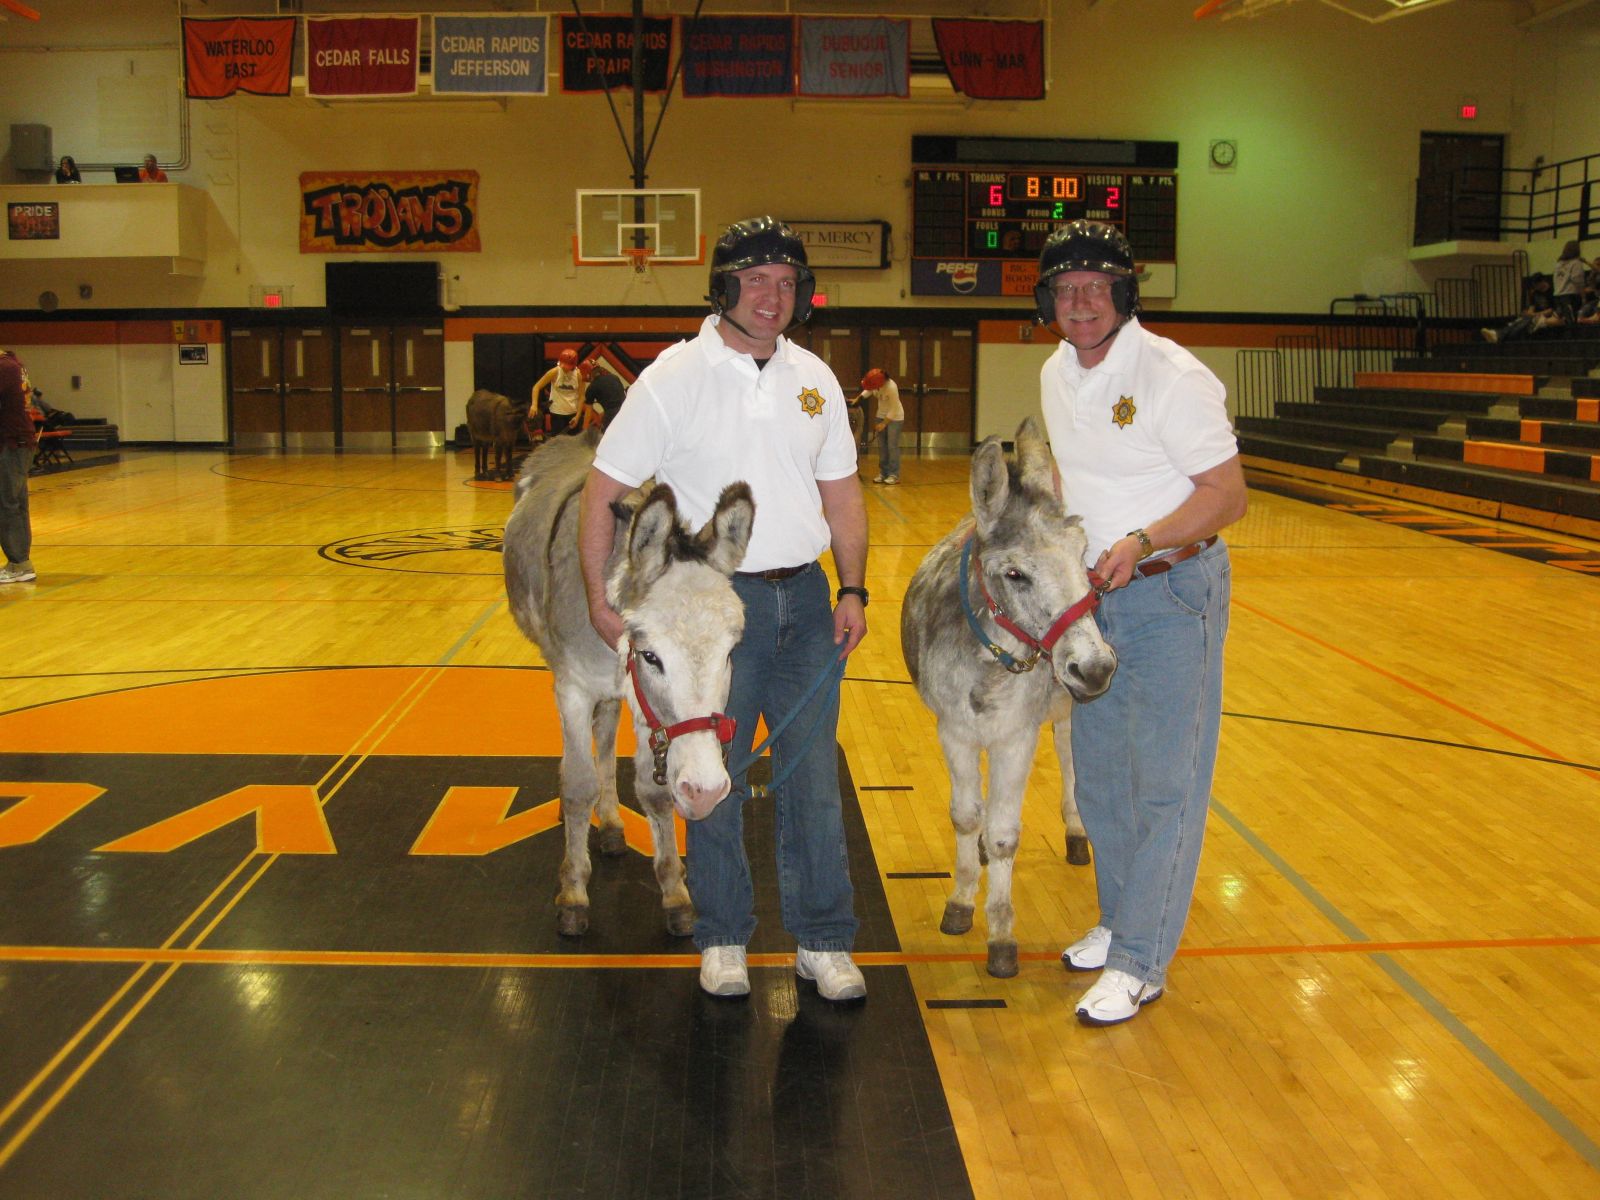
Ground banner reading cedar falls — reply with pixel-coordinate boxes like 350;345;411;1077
306;16;420;99
561;15;672;93
798;17;908;98
183;17;296;99
300;172;480;254
931;19;1045;100
681;16;794;98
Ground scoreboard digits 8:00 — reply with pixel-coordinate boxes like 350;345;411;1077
909;135;1179;300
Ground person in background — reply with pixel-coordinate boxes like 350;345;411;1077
138;154;168;183
532;349;586;437
1553;240;1590;322
1;348;38;585
54;156;82;184
579;358;626;430
1034;220;1247;1027
1482;275;1564;343
857;368;903;484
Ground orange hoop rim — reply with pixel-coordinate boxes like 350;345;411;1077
623;248;654;273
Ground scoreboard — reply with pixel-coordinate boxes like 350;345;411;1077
910;135;1178;299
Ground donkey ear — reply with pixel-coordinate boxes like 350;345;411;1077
970;436;1010;536
698;481;755;576
627;484;679;588
1014;417;1055;497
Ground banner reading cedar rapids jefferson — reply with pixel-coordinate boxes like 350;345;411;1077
300;172;480;253
306;16;419;99
560;15;671;93
931;19;1044;100
798;17;908;98
681;16;793;98
433;15;548;96
183;17;296;99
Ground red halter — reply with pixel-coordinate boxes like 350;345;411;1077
627;650;737;785
968;539;1106;674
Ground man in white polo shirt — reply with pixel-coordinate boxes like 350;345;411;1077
577;216;870;1002
1035;220;1247;1027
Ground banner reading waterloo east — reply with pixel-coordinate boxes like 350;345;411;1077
300;172;480;254
560;15;671;93
183;17;296;99
433;15;548;95
798;17;908;98
932;19;1045;100
681;16;794;98
306;16;420;99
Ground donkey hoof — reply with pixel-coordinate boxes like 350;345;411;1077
1066;835;1092;866
556;904;590;938
595;825;627;856
664;905;696;938
987;943;1019;978
939;901;975;936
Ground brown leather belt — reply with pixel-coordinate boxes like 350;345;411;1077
735;563;810;581
1134;536;1218;579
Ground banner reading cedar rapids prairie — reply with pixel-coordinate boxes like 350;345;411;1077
300;172;480;253
560;15;671;93
183;17;296;99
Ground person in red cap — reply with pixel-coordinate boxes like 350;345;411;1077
532;348;586;437
857;368;902;484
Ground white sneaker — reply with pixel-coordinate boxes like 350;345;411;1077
883;475;899;485
699;945;749;997
796;947;866;1001
872;474;885;483
1075;968;1163;1027
1060;925;1112;972
1481;327;1499;344
0;560;35;584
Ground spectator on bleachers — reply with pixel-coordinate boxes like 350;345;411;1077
1576;287;1600;325
1553;240;1590;320
1482;274;1564;343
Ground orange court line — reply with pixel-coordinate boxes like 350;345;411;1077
3;936;1596;971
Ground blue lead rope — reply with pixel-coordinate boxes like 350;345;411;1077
726;651;849;801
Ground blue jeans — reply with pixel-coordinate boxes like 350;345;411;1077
1070;539;1231;987
877;420;902;479
0;445;31;565
688;562;858;952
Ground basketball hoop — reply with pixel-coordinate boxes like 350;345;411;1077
624;248;654;277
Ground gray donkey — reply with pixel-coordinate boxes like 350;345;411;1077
901;418;1117;977
504;432;754;937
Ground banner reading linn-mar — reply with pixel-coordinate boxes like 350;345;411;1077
932;19;1045;100
433;15;548;95
560;15;672;93
183;17;296;99
300;172;480;254
681;16;794;98
306;16;420;99
798;17;909;98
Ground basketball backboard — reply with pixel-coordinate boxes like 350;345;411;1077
575;188;702;265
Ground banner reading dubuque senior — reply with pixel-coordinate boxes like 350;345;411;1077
183;17;296;99
798;17;908;98
433;15;548;95
306;16;420;98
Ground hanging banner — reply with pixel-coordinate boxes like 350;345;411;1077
797;17;908;99
681;16;794;98
306;16;420;99
300;171;480;254
560;14;672;93
182;17;296;99
932;19;1045;100
433;15;548;96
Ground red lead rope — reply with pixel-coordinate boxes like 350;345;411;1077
970;541;1105;666
627;651;737;785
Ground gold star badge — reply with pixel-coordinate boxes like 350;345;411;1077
798;387;825;418
1112;396;1137;429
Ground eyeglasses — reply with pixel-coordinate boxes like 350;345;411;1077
1049;279;1113;300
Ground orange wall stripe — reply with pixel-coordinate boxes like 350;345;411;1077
445;316;701;340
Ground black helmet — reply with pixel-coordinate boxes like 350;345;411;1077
708;216;816;324
1033;220;1140;324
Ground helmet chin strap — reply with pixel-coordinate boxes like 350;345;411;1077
1064;312;1131;353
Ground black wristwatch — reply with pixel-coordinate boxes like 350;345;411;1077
836;585;869;607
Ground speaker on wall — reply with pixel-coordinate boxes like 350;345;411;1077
9;124;54;172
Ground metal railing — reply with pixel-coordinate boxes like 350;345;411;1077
1417;152;1600;243
1236;308;1422;421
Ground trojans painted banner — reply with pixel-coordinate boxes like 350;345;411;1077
681;16;794;98
306;16;420;98
560;14;671;93
433;14;548;95
182;16;296;99
931;19;1045;100
797;17;908;98
299;171;480;254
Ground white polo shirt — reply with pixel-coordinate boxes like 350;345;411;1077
594;314;858;573
1039;317;1238;562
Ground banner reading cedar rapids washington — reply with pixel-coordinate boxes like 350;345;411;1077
183;17;296;99
300;172;480;253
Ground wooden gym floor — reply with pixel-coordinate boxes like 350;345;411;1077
2;445;1599;1198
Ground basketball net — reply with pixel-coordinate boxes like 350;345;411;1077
624;248;654;279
